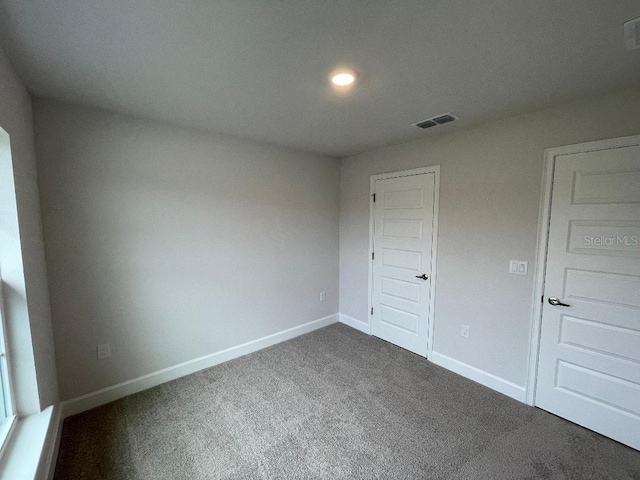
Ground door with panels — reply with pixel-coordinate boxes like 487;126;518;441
371;170;438;357
536;136;640;450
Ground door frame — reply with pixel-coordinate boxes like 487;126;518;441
525;133;640;406
368;166;441;360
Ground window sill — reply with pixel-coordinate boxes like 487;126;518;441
0;406;58;479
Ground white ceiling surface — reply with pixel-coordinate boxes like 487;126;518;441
1;1;639;158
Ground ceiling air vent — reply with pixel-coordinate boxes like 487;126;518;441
624;17;640;51
414;119;438;129
413;112;459;129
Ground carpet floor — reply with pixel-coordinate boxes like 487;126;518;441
54;323;640;479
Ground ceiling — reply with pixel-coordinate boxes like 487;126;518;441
1;0;639;158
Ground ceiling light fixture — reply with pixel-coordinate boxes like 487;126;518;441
330;69;357;88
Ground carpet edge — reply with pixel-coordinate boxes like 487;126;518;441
60;314;339;419
338;313;370;334
431;351;527;402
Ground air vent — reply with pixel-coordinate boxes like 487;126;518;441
415;119;438;129
624;17;640;51
413;112;459;129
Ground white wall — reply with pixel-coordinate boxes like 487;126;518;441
33;99;340;401
0;46;58;415
340;86;640;391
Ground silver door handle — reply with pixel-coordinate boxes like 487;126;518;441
415;274;428;280
548;297;570;307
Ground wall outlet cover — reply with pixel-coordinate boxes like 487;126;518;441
461;324;470;339
97;343;111;360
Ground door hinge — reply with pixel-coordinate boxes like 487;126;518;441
372;193;376;202
541;295;544;303
372;251;375;260
371;307;373;315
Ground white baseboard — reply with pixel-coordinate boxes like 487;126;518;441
61;314;338;418
430;351;527;403
339;313;370;334
339;317;526;403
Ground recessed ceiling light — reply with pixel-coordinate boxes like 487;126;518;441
330;69;357;88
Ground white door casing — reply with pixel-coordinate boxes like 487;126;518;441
531;135;640;450
369;167;439;358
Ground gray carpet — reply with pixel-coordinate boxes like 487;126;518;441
54;323;640;479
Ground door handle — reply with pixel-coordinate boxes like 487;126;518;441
415;274;428;280
548;297;570;307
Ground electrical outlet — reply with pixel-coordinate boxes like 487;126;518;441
97;343;111;360
461;324;470;339
319;291;326;302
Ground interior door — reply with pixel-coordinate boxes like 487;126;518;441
536;138;640;450
371;173;435;357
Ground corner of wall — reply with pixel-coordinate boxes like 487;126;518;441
0;44;59;415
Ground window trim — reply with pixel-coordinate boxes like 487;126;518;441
0;415;16;458
0;279;16;451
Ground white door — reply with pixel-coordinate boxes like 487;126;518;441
536;137;640;450
371;173;436;357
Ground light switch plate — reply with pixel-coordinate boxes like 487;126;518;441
509;260;528;276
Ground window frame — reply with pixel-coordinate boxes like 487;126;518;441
0;279;16;451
